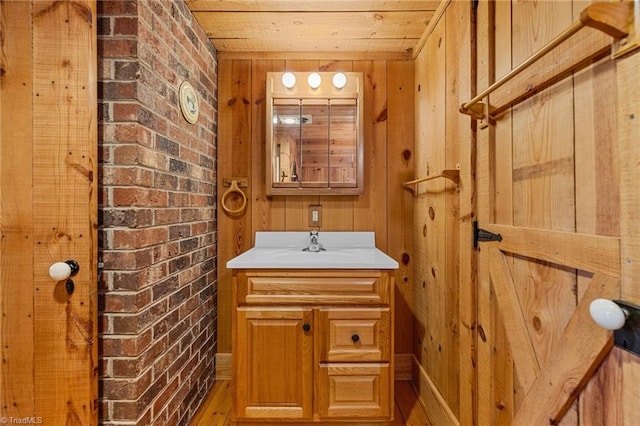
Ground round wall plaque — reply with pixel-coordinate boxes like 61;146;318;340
179;81;199;124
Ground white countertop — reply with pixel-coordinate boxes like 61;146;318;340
226;232;399;269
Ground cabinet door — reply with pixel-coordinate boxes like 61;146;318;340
235;307;313;419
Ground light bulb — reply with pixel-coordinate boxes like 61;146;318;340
281;72;296;88
307;72;321;89
332;72;347;89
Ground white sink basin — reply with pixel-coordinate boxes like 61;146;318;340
226;232;399;269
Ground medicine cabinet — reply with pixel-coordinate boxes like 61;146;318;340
266;72;364;196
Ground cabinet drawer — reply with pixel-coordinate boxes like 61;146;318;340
318;308;390;362
236;270;390;305
318;363;391;419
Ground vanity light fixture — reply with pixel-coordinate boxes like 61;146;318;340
307;72;322;89
332;72;347;89
281;72;296;89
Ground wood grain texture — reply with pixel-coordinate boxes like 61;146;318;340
190;380;432;426
2;0;98;422
488;249;540;392
235;307;314;419
189;380;232;426
387;60;415;355
510;5;579;423
491;2;516;420
233;270;394;422
510;3;578;393
413;3;469;420
474;0;495;423
412;32;430;402
352;60;388;247
486;225;620;278
444;1;475;423
186;1;441;12
616;46;640;304
512;274;619;426
187;1;438;56
317;60;357;232
217;59;253;353
1;0;36;418
411;356;459;426
251;60;286;233
193;11;431;40
616;43;640;426
475;1;633;425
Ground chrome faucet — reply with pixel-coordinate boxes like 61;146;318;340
303;229;325;252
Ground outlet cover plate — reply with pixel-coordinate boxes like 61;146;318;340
309;205;322;227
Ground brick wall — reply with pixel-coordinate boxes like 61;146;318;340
97;0;217;424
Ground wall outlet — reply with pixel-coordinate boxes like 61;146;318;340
309;205;322;227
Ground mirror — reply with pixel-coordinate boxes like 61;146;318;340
266;72;363;196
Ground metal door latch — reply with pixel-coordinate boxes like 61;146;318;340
473;221;503;248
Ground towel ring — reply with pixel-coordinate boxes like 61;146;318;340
221;179;247;215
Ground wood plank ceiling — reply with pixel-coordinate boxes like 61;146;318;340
185;0;441;58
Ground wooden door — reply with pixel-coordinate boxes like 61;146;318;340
474;1;640;425
1;1;98;424
234;307;314;419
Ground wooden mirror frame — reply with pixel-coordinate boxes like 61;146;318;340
265;71;364;196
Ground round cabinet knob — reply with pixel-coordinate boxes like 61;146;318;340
49;260;80;281
351;334;360;343
302;323;311;332
590;298;627;330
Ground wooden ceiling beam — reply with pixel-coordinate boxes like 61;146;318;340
186;0;440;13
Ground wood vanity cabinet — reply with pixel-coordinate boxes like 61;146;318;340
231;269;395;424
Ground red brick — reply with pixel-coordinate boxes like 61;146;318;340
100;329;151;358
113;227;168;249
112;102;140;121
98;0;138;16
152;376;179;417
112;357;145;378
102;368;152;400
113;188;168;207
101;166;140;186
99;38;137;58
112;400;138;421
98;0;217;423
154;208;180;225
102;248;152;270
114;17;138;36
103;289;151;313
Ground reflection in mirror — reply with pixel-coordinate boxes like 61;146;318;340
266;72;363;196
301;100;328;187
329;100;357;187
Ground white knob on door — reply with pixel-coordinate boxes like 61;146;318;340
48;260;80;281
589;298;627;330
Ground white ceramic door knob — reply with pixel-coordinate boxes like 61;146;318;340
49;260;79;281
589;298;627;330
49;262;72;281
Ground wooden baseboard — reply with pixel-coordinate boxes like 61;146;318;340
394;353;412;380
215;352;232;380
215;352;413;381
411;355;459;426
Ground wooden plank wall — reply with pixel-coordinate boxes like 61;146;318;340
1;1;98;423
475;0;640;424
216;57;415;360
412;1;474;424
